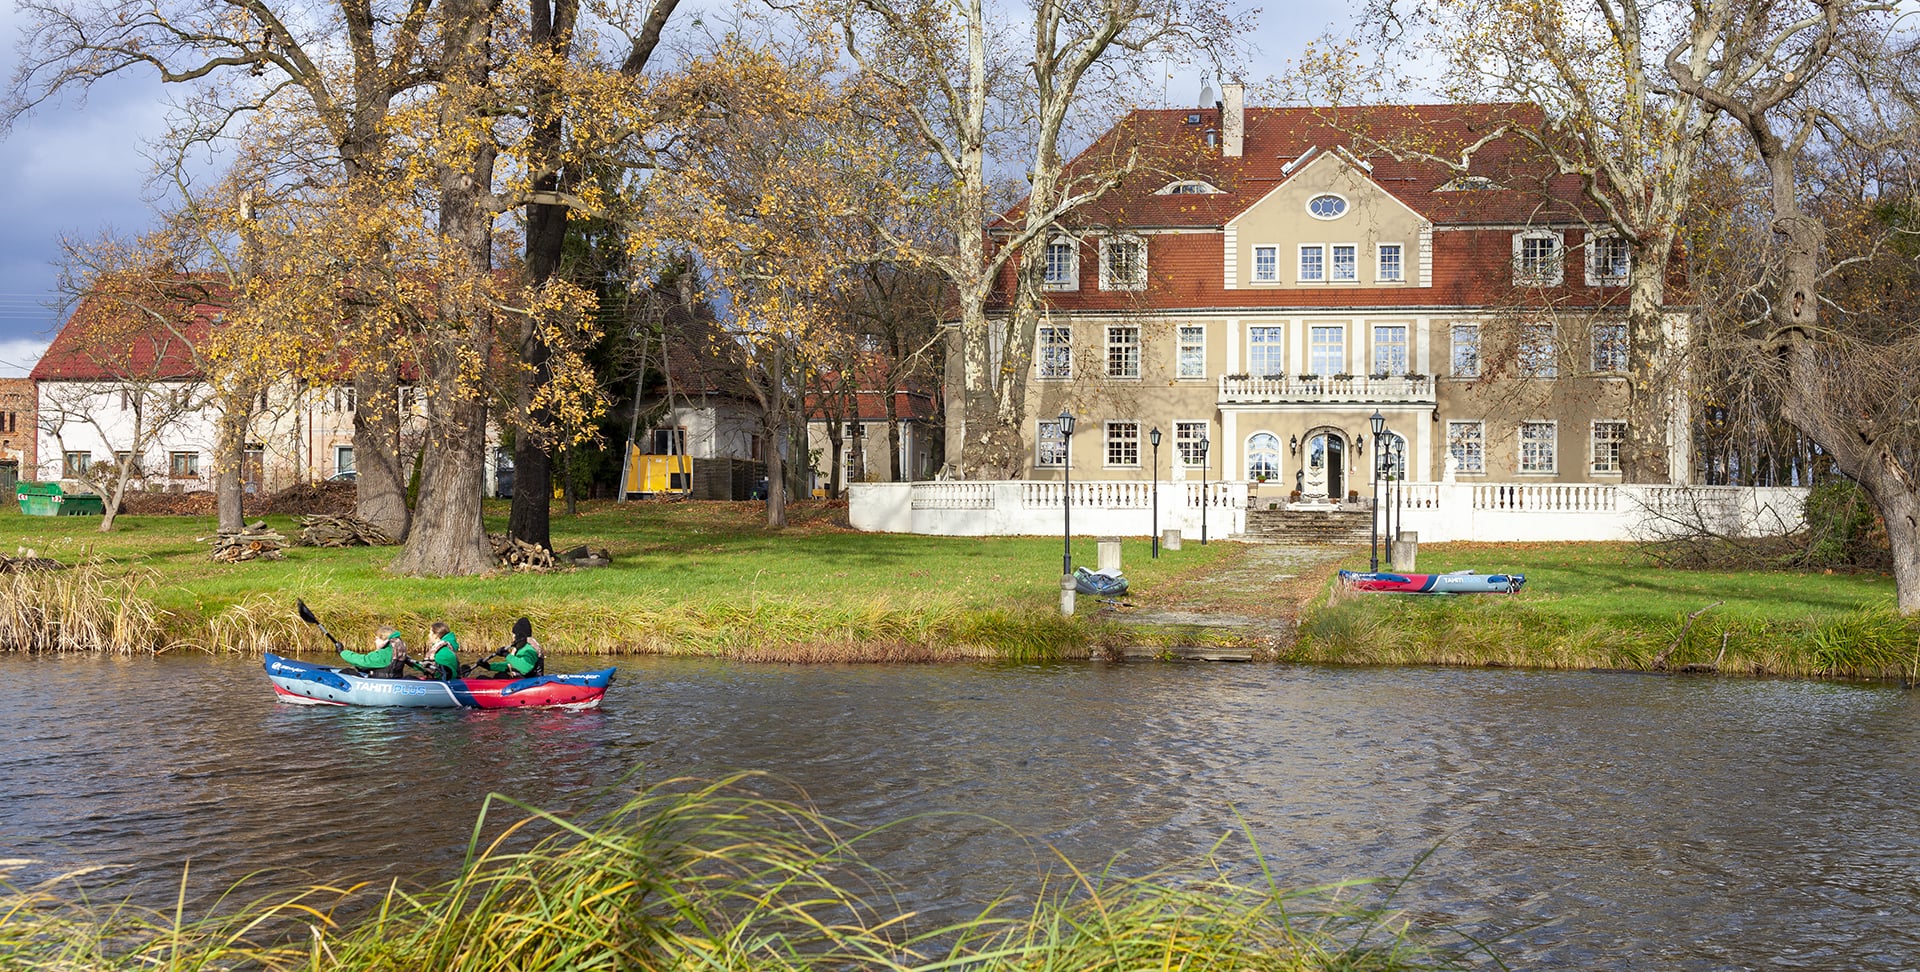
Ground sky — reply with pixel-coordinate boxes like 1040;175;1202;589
0;1;1353;378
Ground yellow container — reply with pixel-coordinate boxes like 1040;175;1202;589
624;446;691;496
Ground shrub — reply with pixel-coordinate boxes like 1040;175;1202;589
1794;481;1889;570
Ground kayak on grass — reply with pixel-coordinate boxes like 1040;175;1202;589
1338;569;1526;594
262;652;615;709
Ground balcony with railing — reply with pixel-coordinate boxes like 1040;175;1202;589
1218;373;1436;406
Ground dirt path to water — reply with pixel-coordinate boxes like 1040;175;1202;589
1099;543;1358;659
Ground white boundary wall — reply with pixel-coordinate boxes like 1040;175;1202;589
850;481;1807;542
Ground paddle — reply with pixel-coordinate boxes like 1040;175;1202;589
295;599;346;654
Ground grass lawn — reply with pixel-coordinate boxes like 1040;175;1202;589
0;499;1237;660
1293;541;1914;679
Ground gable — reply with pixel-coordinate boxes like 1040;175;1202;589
1223;151;1432;290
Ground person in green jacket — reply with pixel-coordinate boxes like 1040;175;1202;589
340;627;408;678
483;618;543;678
423;621;461;680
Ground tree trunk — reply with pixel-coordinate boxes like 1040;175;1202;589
214;395;249;532
1622;245;1679;484
352;369;410;538
391;365;494;575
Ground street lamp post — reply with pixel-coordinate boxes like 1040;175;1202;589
1198;436;1211;545
1369;410;1385;572
1059;409;1076;576
1149;426;1162;559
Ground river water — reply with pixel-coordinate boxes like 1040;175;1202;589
4;654;1918;969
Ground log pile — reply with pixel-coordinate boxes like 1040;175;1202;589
297;514;397;547
209;521;287;563
489;534;557;571
0;552;64;573
557;545;615;568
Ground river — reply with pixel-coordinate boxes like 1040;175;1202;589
3;654;1918;969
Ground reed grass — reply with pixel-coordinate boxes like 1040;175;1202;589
0;776;1478;971
0;565;168;654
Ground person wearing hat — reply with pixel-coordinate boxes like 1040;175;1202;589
339;626;409;678
482;618;544;678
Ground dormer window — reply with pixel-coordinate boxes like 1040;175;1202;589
1307;194;1348;219
1513;230;1564;286
1437;175;1503;192
1156;180;1221;195
1043;237;1079;291
1586;234;1631;286
1099;235;1147;291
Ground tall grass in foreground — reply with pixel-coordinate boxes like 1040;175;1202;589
0;776;1486;971
0;565;166;653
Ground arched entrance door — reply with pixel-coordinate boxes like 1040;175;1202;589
1301;431;1346;499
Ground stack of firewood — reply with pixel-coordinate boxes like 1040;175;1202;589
0;551;64;573
489;534;557;571
297;514;397;547
209;522;287;563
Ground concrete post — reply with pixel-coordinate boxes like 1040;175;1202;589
1097;536;1122;572
1391;530;1419;570
1161;528;1181;551
1060;573;1076;615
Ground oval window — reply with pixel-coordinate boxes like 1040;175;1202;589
1308;194;1347;219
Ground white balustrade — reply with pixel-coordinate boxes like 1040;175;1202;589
1218;373;1436;404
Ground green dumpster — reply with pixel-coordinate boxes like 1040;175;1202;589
16;481;105;517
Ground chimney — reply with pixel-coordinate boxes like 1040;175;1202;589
1221;80;1244;158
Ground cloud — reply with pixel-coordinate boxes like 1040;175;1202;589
0;338;49;378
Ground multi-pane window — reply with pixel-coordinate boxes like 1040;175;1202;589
1100;236;1146;290
1248;326;1286;377
1592;322;1628;373
1592;421;1626;474
1514;231;1564;284
1253;245;1278;282
1174;421;1208;467
170;451;200;478
1451;325;1480;377
328;385;357;413
0;411;13;433
335;446;355;476
1106;325;1140;378
1519;422;1557;473
1299;245;1325;282
1589;235;1630;285
1309;325;1344;375
1177;326;1206;379
1044;239;1077;289
1519;323;1557;378
114;451;137;474
1447;422;1484;474
1377;433;1407;479
1331;244;1357;281
1378;243;1404;281
1037;325;1071;379
1372;325;1408;374
1246;432;1281;480
1104;421;1141;467
1036;420;1066;467
62;451;89;477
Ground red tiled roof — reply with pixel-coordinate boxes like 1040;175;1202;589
804;389;939;422
1005;102;1592;231
32;289;224;381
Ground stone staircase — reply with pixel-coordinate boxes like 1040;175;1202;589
1240;507;1374;545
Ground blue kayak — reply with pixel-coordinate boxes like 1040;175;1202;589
263;653;615;709
1339;569;1525;594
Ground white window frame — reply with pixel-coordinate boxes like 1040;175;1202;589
1330;244;1358;282
1156;180;1221;195
1245;432;1282;481
1104;420;1141;468
1518;421;1557;475
1447;421;1484;475
1105;325;1141;379
1450;324;1480;378
1308;325;1345;375
1371;324;1409;375
1247;325;1287;377
1513;230;1565;286
1043;237;1079;291
1174;421;1208;468
1176;325;1206;380
335;445;356;476
1036;325;1072;380
1298;244;1325;282
1306;193;1349;219
1591;322;1628;373
1591;420;1626;475
1585;234;1631;287
1252;245;1279;283
1519;322;1557;378
1098;235;1147;291
1377;243;1404;282
1036;420;1066;468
